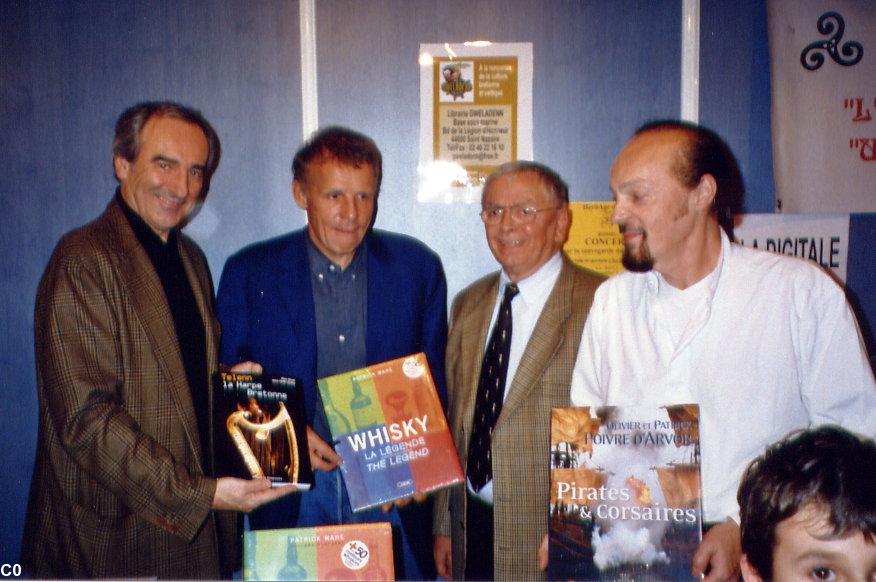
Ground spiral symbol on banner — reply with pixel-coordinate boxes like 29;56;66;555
800;11;863;71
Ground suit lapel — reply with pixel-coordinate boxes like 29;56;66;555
497;259;574;429
274;231;319;418
457;277;500;452
364;233;385;361
101;201;202;463
178;240;220;473
178;239;219;404
276;231;316;346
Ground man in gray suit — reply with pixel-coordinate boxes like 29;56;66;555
22;102;290;579
433;161;603;580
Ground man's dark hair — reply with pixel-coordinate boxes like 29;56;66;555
635;120;744;238
482;161;570;205
113;101;221;195
737;425;876;579
292;126;382;193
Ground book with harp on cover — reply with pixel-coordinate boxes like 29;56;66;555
215;371;313;489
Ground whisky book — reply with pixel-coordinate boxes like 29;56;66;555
317;352;463;512
548;405;703;581
243;522;394;581
215;370;313;489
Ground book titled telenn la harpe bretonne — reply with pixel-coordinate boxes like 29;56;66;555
549;404;703;581
317;352;463;512
243;522;394;581
215;370;313;489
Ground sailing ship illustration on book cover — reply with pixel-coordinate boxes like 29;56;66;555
243;522;394;581
548;405;702;581
215;371;313;489
317;352;463;511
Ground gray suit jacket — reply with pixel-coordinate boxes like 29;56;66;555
22;198;235;579
434;255;602;580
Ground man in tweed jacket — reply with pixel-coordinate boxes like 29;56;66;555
433;162;603;580
21;102;290;579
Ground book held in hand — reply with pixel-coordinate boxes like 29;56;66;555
548;405;703;581
317;352;463;511
215;371;313;489
243;522;394;581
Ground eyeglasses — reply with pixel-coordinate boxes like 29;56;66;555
479;204;559;224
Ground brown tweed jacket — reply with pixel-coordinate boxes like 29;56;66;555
21;198;236;579
433;256;602;581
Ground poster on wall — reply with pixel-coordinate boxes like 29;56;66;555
417;42;533;203
768;2;875;213
563;202;625;278
733;213;850;282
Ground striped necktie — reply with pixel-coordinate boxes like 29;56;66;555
467;282;519;491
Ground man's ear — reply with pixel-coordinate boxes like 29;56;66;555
554;204;572;246
693;173;717;211
113;156;130;182
292;179;307;210
740;553;765;582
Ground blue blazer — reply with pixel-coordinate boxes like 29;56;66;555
216;229;448;578
216;228;448;431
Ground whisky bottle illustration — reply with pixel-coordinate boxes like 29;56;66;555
322;385;353;435
276;535;308;580
350;376;374;429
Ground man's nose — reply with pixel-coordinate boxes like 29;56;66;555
338;195;358;221
610;200;627;224
167;169;189;198
498;207;516;229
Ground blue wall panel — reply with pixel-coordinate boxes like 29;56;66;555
701;0;775;214
847;214;876;367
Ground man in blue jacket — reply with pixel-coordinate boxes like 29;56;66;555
217;127;447;580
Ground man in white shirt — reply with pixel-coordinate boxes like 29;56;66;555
569;120;876;581
433;162;603;580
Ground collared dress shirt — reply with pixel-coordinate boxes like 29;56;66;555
570;230;876;522
470;251;563;504
307;238;367;381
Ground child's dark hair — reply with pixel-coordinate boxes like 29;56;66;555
737;425;876;578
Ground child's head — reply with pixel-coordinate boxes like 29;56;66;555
737;425;875;582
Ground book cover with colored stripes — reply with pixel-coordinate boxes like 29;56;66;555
243;522;394;581
317;352;463;512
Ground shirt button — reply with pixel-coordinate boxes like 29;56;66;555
317;273;324;282
339;334;346;343
329;265;336;272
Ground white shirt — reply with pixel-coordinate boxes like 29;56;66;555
471;251;563;503
490;251;563;398
657;264;716;346
570;230;876;522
